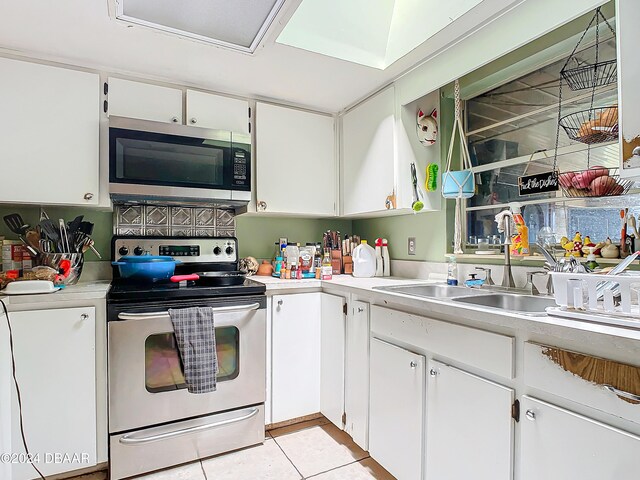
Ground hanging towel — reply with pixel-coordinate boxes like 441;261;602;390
168;307;218;394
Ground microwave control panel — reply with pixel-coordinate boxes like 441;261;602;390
233;151;248;186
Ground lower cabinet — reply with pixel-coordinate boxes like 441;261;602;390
426;361;514;480
520;396;640;480
369;338;425;480
8;307;97;479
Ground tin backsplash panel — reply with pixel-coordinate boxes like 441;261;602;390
115;205;235;237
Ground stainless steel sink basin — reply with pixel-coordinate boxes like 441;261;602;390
374;284;487;298
452;294;556;314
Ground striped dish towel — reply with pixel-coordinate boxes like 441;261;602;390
168;307;218;394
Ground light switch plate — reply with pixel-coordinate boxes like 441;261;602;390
408;237;416;255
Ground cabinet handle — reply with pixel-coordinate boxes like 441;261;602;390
429;368;438;377
357;307;365;313
277;300;283;307
525;410;536;421
84;193;94;201
257;201;267;212
80;313;89;321
410;361;418;369
190;118;197;124
171;116;179;123
603;384;640;403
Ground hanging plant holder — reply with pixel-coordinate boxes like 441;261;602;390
560;9;617;92
559;105;619;145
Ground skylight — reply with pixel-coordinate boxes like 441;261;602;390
115;0;285;52
276;0;485;69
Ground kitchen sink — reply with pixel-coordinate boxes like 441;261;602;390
452;294;556;315
373;284;487;298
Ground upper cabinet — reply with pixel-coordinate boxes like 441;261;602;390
617;0;640;178
186;90;250;134
342;86;396;216
0;57;99;206
107;77;183;124
256;103;336;216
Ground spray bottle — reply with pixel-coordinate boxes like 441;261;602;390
509;202;529;256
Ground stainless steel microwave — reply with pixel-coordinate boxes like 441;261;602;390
109;117;251;206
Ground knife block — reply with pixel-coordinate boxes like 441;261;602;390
342;255;353;275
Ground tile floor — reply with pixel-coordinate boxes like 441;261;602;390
69;418;395;480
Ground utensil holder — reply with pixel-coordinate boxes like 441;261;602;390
38;252;84;285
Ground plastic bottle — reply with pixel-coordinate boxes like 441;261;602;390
446;255;458;286
509;203;530;256
382;239;391;277
352;240;377;278
321;252;333;280
374;238;384;277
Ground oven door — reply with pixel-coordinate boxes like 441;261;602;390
108;300;265;433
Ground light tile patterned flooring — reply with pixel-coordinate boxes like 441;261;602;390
69;418;395;480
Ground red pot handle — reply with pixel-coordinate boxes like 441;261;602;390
170;274;200;283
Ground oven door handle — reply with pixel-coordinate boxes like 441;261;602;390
118;407;260;445
117;302;261;320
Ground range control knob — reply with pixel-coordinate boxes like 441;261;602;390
133;246;144;256
213;246;222;255
118;246;129;256
225;246;234;255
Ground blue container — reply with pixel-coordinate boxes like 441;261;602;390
112;256;180;281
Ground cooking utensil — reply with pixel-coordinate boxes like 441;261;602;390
67;215;84;238
3;213;29;235
112;256;180;281
170;271;247;287
82;238;102;259
39;219;60;248
59;219;70;252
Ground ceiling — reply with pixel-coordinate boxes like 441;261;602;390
0;0;522;112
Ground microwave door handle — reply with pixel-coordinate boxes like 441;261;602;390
117;302;261;321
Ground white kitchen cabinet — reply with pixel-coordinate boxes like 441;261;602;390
255;103;336;216
617;0;640;178
426;361;514;480
186;90;250;134
369;338;424;480
520;396;640;480
271;293;321;423
342;86;396;216
8;307;97;479
320;294;346;429
0;57;99;206
107;77;183;124
344;300;370;450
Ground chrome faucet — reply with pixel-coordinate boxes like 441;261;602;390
500;214;516;288
525;271;547;296
475;267;494;286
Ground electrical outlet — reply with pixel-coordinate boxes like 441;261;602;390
408;237;416;255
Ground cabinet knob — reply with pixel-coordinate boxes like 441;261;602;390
84;193;94;200
190;118;197;124
633;146;640;157
410;361;418;369
357;307;365;313
277;299;283;307
525;410;536;421
257;201;267;212
80;313;89;321
171;116;179;123
429;368;439;377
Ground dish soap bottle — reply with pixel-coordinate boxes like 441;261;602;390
353;240;377;278
374;238;384;277
382;239;391;277
509;203;530;256
446;255;458;286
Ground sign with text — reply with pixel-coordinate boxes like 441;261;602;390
518;170;559;196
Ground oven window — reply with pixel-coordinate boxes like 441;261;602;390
144;326;240;393
114;137;225;188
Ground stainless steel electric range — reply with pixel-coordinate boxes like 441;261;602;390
107;236;266;480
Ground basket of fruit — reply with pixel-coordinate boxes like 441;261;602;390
558;166;633;198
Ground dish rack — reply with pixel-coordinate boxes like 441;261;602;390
548;271;640;328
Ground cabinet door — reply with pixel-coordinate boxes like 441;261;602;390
186;90;250;134
617;0;640;178
426;361;514;480
342;86;396;216
108;77;183;124
256;103;336;216
0;58;99;206
369;338;424;480
344;301;370;449
320;294;346;428
9;307;97;479
521;396;640;480
271;293;321;423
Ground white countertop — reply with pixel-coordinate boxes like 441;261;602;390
251;275;432;291
0;281;111;307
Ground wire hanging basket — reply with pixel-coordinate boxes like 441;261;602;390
561;59;617;91
558;167;632;198
559;105;618;145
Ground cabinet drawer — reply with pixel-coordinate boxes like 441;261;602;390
371;306;514;379
524;342;640;425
